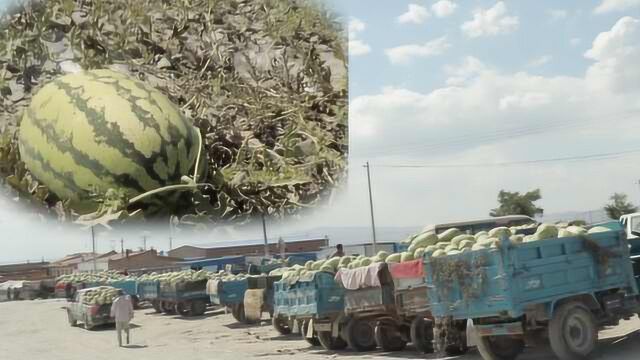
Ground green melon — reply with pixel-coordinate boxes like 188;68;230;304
18;69;206;213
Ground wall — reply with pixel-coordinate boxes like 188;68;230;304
167;246;208;259
108;251;183;271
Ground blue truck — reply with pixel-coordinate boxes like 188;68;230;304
136;279;209;317
423;223;640;360
208;275;282;324
273;271;346;350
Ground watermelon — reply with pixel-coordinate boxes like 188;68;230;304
18;69;206;213
438;228;461;243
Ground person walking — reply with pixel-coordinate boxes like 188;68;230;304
110;289;134;347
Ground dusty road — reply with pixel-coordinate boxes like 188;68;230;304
1;299;639;360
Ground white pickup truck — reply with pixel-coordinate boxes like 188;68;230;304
65;287;116;330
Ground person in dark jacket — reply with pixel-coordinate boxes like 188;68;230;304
328;244;345;258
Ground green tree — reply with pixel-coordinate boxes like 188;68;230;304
604;193;638;220
490;189;544;218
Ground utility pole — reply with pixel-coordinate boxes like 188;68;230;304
120;238;124;254
262;214;269;257
91;226;97;272
169;236;173;251
364;162;377;253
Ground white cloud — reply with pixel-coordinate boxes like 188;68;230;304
398;4;430;24
348;17;371;57
594;0;640;14
349;39;372;56
461;2;519;38
571;38;582;46
385;37;451;65
499;92;551;110
585;16;640;93
432;0;458;18
444;56;488;85
527;55;553;68
348;17;366;36
549;9;568;20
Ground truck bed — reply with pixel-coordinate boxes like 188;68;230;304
424;230;638;320
274;272;344;319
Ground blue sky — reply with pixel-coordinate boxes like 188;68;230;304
331;0;639;96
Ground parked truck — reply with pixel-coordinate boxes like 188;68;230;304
423;222;640;360
65;287;116;330
137;279;209;317
273;271;346;350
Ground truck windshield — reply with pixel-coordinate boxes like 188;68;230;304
631;217;640;232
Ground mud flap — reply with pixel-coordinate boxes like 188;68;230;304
244;289;265;322
466;319;477;347
307;318;315;338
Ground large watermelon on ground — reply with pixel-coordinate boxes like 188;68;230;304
18;69;206;213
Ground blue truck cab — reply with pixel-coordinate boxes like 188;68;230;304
424;225;639;360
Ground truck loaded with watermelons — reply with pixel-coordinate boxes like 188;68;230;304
420;221;640;360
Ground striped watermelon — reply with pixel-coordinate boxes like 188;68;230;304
18;69;206;213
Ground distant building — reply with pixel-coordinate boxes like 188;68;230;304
107;249;184;271
168;237;329;259
0;261;50;281
76;251;118;273
48;252;96;277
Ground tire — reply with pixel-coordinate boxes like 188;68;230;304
434;317;468;356
131;296;140;310
548;302;598;360
300;320;321;346
231;303;246;323
162;301;176;314
273;316;292;335
476;336;525;360
175;302;190;316
375;321;408;351
151;300;161;313
410;316;434;353
344;318;377;352
66;309;77;327
190;300;207;316
317;330;348;350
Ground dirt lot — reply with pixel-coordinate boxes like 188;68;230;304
1;299;639;360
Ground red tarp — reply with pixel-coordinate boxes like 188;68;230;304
388;259;423;279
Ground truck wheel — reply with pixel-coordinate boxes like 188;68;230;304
344;318;377;352
317;330;348;350
549;302;597;360
476;336;525;360
175;302;190;316
375;321;407;351
66;309;77;327
299;320;320;346
231;303;246;323
190;300;207;316
273;316;292;335
410;316;434;353
131;296;140;310
434;317;468;356
152;300;161;313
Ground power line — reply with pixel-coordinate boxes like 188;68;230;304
374;147;640;169
356;110;640;159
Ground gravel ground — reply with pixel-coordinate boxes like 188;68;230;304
1;299;639;360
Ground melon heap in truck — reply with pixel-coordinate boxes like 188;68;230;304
422;221;640;360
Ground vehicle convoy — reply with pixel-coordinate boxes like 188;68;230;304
423;221;640;360
136;271;210;317
65;286;119;330
273;270;346;349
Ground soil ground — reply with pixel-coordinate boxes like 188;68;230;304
1;299;639;360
